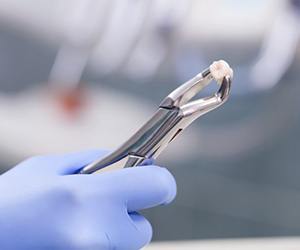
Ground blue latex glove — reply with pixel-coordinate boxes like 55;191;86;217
0;150;176;250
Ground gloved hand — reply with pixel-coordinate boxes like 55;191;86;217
0;150;176;250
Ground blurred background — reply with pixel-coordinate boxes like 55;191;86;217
0;0;300;245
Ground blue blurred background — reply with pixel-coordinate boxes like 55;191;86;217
0;0;299;243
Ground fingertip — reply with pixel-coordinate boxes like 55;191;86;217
139;158;155;166
89;165;177;211
143;165;177;205
155;166;177;205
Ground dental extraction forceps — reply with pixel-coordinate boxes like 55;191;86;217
80;60;233;174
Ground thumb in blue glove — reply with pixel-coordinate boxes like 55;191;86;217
0;150;176;250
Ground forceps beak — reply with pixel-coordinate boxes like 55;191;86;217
79;60;233;174
160;60;233;119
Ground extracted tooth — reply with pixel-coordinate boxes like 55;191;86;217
209;60;233;84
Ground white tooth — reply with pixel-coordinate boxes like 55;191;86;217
209;60;233;84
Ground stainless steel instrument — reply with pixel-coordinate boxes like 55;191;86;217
79;60;233;174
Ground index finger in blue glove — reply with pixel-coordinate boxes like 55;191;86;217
74;165;177;212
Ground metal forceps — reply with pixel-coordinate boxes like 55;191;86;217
80;60;233;174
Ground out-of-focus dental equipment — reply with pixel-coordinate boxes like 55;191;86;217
48;0;113;115
0;0;297;160
249;0;300;91
79;60;233;174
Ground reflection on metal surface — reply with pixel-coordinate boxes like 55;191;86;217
80;61;232;174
